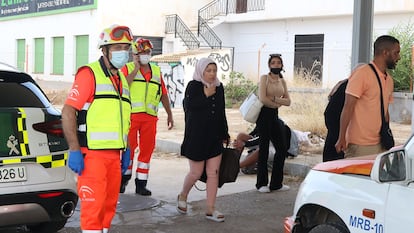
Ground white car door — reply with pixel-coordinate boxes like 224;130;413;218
382;151;411;232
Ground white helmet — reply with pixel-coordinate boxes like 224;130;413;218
97;24;133;49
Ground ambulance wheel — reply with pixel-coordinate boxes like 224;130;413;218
309;223;349;233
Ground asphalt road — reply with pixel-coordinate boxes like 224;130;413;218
0;175;301;233
61;178;300;233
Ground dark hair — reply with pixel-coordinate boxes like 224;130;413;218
268;54;284;78
374;35;400;56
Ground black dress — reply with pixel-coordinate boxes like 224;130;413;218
180;80;229;161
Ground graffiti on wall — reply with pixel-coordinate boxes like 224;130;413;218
156;48;233;108
185;52;232;73
159;63;184;108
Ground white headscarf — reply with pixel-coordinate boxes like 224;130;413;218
192;57;221;87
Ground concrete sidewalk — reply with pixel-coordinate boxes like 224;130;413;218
111;107;321;212
155;108;323;180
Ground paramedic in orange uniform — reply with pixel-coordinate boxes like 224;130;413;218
62;25;133;233
119;38;173;195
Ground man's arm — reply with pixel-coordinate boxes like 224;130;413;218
161;94;174;130
335;93;357;153
62;104;81;151
125;55;140;85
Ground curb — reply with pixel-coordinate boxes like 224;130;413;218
155;139;312;178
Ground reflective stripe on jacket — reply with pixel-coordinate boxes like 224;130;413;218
126;62;161;116
77;60;131;149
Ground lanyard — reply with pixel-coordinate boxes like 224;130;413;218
107;70;122;95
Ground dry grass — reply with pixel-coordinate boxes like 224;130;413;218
278;77;329;138
44;89;68;106
43;79;330;139
279;91;328;138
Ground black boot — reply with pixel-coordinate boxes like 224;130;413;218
120;175;131;193
135;178;152;196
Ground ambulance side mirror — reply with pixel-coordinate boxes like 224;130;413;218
372;150;406;183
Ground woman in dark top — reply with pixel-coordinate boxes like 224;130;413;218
177;57;229;222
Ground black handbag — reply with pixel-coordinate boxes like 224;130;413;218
199;147;241;188
369;64;395;150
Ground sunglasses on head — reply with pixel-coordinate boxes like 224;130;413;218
110;26;133;41
269;53;282;57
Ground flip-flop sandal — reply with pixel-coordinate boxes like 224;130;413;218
205;210;225;222
176;195;187;214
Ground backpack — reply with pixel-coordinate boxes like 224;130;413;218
324;79;348;125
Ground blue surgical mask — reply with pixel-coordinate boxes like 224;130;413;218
110;50;129;68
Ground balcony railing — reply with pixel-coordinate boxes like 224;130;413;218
199;0;265;23
198;16;222;49
165;14;200;49
165;1;265;50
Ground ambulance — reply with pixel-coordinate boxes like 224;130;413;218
285;136;412;233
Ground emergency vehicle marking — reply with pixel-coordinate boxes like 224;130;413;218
6;135;19;155
349;215;383;233
0;153;68;168
17;108;29;155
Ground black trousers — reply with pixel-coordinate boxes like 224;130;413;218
256;107;287;190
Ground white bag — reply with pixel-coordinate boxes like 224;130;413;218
239;92;263;123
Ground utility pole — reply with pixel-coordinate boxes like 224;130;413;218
351;0;374;69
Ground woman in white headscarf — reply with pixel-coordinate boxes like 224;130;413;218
177;57;229;222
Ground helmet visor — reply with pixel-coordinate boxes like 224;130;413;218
110;26;133;41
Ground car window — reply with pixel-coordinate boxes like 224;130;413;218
0;82;48;108
379;151;406;182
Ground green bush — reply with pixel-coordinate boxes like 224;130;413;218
223;71;256;107
388;21;414;92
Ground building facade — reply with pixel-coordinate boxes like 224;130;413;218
0;0;413;94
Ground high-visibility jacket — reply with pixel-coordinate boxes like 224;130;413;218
77;60;131;149
126;63;162;116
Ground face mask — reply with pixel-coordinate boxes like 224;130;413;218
270;67;282;75
139;54;151;65
110;50;129;68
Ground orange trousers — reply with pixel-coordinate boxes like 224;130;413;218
78;149;121;231
127;117;157;180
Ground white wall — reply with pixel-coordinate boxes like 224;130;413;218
214;16;353;87
98;0;211;36
0;0;413;88
0;0;212;82
0;10;99;82
215;11;413;88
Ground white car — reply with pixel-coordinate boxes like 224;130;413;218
0;63;78;233
284;137;412;233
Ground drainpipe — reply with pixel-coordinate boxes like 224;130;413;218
25;44;29;73
257;43;266;81
411;44;414;133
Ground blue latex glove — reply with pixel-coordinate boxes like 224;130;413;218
121;148;131;175
68;150;84;175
